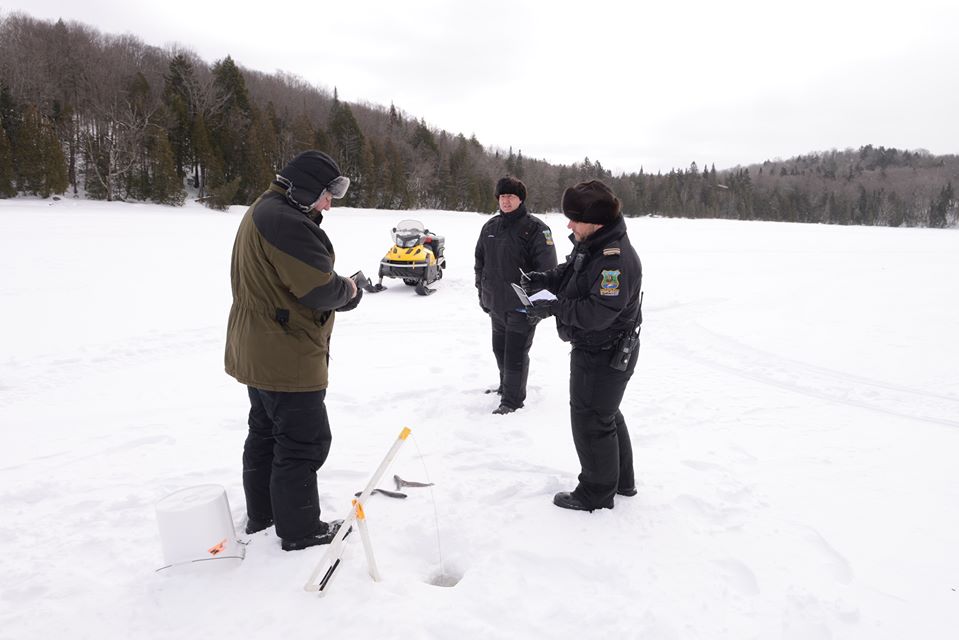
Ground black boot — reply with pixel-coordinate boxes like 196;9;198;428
281;519;346;552
492;403;517;415
553;492;612;512
616;487;638;497
553;492;591;511
245;516;274;534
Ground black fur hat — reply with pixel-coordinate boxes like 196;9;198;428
562;180;622;225
277;150;342;208
494;176;527;202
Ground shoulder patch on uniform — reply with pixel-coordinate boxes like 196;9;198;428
543;229;554;246
603;247;621;256
600;270;621;296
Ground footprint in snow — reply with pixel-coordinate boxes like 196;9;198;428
713;558;760;595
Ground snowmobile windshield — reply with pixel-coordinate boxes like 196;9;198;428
393;220;426;247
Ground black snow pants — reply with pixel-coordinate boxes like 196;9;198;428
568;346;638;509
490;310;537;409
242;386;332;540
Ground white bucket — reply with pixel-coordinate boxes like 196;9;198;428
155;484;245;571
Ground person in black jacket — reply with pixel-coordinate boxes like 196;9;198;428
522;180;643;511
475;176;558;414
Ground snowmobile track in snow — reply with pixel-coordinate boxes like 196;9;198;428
665;322;959;429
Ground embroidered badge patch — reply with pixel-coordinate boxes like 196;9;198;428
603;247;621;256
543;229;554;246
600;270;621;296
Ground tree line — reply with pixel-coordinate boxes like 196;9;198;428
0;12;956;227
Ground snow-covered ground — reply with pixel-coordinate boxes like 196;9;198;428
1;197;957;639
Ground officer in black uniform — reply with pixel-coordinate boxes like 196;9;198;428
475;176;558;414
522;180;643;511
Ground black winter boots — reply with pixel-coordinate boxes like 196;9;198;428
553;492;613;512
245;516;274;535
281;519;346;552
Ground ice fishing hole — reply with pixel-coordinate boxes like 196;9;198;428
426;568;463;587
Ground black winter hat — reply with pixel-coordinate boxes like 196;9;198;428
562;180;622;225
277;150;342;208
495;176;527;202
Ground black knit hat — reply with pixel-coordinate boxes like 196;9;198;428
277;150;342;208
562;180;622;225
494;176;527;202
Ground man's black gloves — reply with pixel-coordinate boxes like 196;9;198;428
521;271;548;294
526;299;555;325
337;288;363;312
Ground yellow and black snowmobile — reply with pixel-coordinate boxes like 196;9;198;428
365;219;446;296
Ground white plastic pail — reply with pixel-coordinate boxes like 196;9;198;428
155;484;244;570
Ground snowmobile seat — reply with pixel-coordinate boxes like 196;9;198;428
424;233;446;263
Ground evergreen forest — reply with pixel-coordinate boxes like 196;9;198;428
1;13;956;227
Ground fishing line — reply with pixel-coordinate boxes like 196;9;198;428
409;434;450;584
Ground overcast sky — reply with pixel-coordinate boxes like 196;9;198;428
3;0;958;173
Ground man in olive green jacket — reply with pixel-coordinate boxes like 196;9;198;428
225;150;361;551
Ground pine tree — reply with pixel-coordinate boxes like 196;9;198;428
14;105;68;197
579;157;594;181
288;113;315;156
148;128;186;206
410;120;437;154
51;100;78;195
513;150;526;179
208;55;253;206
505;147;516;176
212;55;251;114
207;177;241;211
928;182;953;228
192;114;222;203
0;83;18;144
313;127;331;154
388;102;402;129
13;106;41;193
384;138;410;209
40;114;69;196
0;125;15;197
358;139;376;207
446;136;471;209
239;106;278;203
328;99;366;205
0;82;16;198
163;54;197;179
